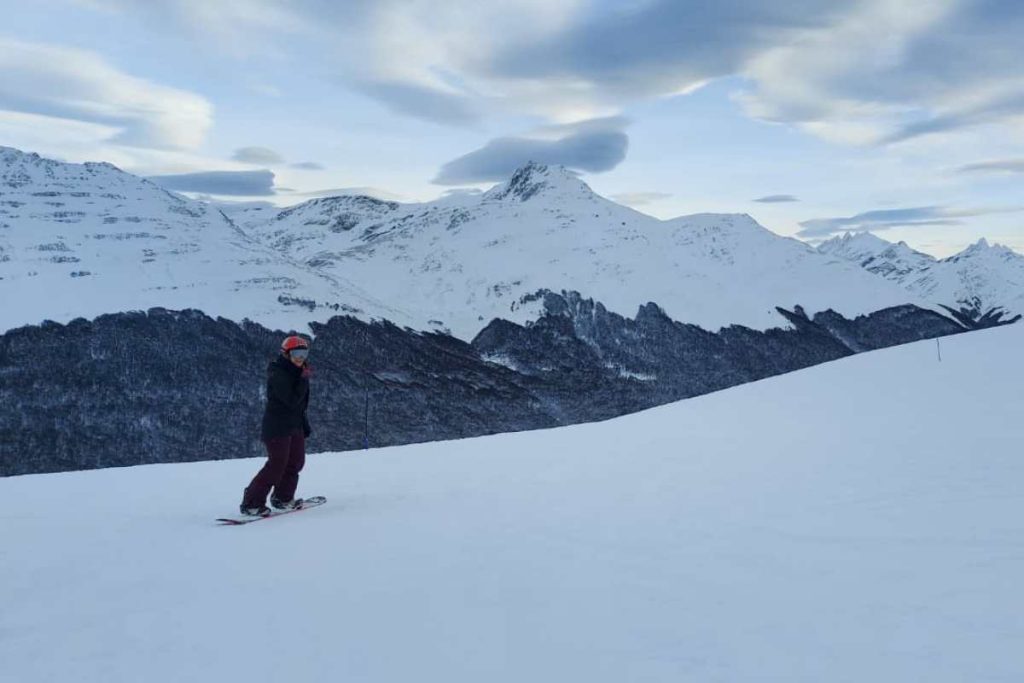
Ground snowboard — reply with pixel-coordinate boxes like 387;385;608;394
216;496;327;525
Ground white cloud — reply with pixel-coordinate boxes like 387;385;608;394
232;146;285;164
148;169;277;196
296;186;407;202
739;0;1024;145
0;110;120;157
324;0;589;124
86;0;318;58
0;38;212;150
61;0;1024;149
957;159;1024;174
434;129;628;185
753;195;799;203
84;0;587;125
798;204;1024;238
481;1;857;120
0;110;264;182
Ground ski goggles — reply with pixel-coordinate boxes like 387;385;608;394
288;348;309;360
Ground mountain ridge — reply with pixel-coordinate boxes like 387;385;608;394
0;146;409;334
3;146;1020;339
818;230;1023;325
231;161;932;337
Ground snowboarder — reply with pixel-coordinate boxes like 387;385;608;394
240;335;313;516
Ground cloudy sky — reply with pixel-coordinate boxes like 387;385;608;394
2;0;1022;256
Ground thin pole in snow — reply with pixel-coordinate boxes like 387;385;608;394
936;338;942;362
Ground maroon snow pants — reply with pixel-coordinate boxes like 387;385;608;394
243;429;306;506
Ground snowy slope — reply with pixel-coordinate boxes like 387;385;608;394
819;231;1024;319
0;147;409;333
234;163;927;337
3;323;1022;682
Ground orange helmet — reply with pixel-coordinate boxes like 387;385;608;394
281;335;310;353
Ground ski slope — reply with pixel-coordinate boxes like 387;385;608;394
3;324;1023;682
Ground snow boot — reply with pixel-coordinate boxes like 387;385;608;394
270;497;304;510
240;503;271;517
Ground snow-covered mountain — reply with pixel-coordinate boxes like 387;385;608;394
818;231;1024;324
4;322;1022;682
233;162;926;337
816;231;935;279
5;147;993;339
0;147;407;333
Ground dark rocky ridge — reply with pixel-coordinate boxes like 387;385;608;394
471;291;967;422
0;292;983;477
938;296;1022;329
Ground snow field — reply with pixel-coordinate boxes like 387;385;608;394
2;324;1022;681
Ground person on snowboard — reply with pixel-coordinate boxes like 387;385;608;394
240;335;313;516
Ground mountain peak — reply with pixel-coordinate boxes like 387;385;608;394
817;232;892;261
952;238;996;259
1;145;52;170
484;162;595;202
823;231;892;250
1;146;130;191
948;237;1023;262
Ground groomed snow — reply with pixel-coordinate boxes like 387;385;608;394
2;324;1022;681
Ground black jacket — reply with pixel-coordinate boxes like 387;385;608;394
260;354;311;440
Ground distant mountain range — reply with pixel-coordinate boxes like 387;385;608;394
9;146;1015;337
0;146;404;334
230;162;934;337
817;231;1023;326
